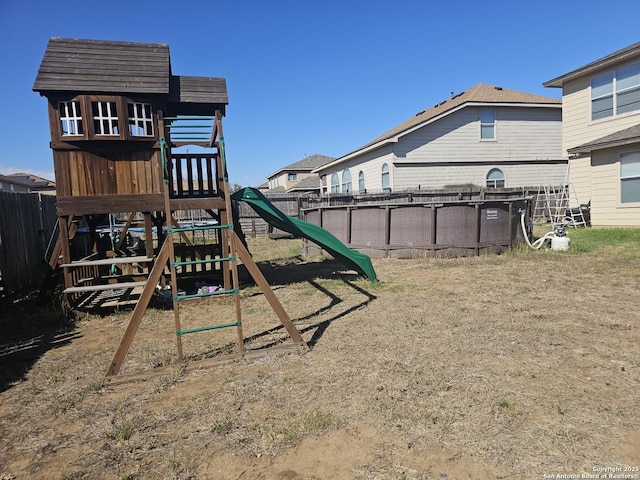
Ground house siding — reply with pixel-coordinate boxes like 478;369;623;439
591;148;640;226
562;74;640;154
316;98;563;194
558;55;640;224
395;107;562;164
320;146;394;194
392;162;567;191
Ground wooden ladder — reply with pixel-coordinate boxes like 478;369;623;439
104;111;306;381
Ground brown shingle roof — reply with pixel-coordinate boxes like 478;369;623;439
568;123;640;155
267;154;335;179
364;84;559;149
326;84;560;166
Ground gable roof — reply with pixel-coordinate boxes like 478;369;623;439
568;123;640;155
287;175;322;192
544;41;640;88
33;37;229;116
267;154;335;179
7;173;56;189
33;37;170;94
316;83;560;170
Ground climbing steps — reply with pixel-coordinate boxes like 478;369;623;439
103;110;306;381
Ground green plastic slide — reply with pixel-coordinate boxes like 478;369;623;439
232;187;377;282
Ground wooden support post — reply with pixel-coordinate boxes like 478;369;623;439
59;216;72;289
106;239;171;378
117;212;136;249
144;212;154;258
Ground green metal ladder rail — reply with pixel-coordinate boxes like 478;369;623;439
166;221;245;362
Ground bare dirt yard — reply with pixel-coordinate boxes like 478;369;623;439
1;231;639;480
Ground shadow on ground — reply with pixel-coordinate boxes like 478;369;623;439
0;293;80;392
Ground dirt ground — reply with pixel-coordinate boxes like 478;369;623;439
1;236;639;479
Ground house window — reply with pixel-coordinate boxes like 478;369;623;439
342;168;352;193
59;101;83;136
92;101;119;135
358;171;365;192
480;109;496;140
620;151;640;203
591;61;640;120
128;102;153;137
330;173;339;193
287;172;298;181
381;163;390;193
486;168;505;188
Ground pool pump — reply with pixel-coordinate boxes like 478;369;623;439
550;225;570;251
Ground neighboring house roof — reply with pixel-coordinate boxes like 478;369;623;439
8;173;55;189
287;175;321;192
568;123;640;155
267;186;287;193
315;83;561;171
267;154;335;179
544;41;640;88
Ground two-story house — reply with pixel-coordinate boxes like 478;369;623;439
544;42;640;227
266;154;335;193
313;83;566;195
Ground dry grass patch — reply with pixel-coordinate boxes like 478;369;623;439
1;229;639;479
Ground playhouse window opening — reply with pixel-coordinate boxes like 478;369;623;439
92;101;119;135
59;101;83;136
128;102;153;137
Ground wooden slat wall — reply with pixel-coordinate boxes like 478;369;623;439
0;192;58;296
54;148;161;197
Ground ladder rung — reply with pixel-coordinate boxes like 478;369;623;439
171;256;236;268
168;224;233;233
61;256;154;268
174;288;239;302
63;281;147;294
176;321;242;336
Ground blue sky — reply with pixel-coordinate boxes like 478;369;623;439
1;0;639;187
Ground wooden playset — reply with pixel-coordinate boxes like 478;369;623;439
33;38;306;380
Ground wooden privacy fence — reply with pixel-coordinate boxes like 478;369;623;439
301;197;531;258
0;192;57;297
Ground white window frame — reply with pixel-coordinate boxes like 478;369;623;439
381;163;390;193
59;101;83;136
591;61;640;121
92;101;119;136
480;109;496;140
330;173;340;193
287;172;298;181
486;168;505;188
128;102;154;137
620;150;640;204
358;171;365;192
342;168;352;193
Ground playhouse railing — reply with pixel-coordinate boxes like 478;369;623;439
168;153;219;198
